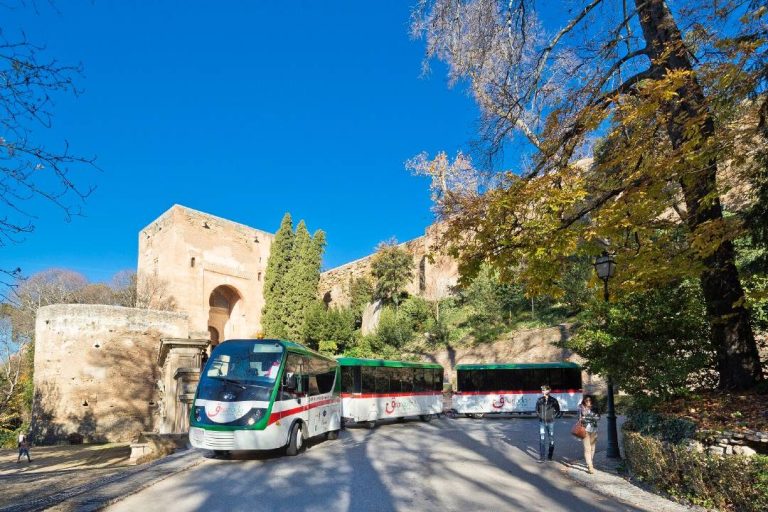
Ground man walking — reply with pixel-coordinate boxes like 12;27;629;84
535;385;560;462
17;432;31;463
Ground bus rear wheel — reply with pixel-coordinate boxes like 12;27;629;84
366;421;376;429
419;414;433;422
285;422;305;456
326;429;340;440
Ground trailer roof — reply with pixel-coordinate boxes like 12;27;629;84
455;362;581;370
336;357;443;369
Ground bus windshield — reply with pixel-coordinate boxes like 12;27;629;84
198;341;284;401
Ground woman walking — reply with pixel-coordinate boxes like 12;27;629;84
579;396;600;474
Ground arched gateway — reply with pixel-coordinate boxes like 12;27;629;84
207;285;243;346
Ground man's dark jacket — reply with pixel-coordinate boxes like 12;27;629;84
535;395;561;422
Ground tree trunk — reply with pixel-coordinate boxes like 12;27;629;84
636;0;763;389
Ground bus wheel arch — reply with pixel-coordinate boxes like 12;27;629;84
285;420;306;456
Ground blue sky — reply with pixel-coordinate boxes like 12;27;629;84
0;1;484;282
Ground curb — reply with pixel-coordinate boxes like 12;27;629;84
0;449;205;512
560;453;702;512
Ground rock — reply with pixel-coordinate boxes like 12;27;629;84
718;438;730;444
707;446;724;456
724;445;733;455
361;300;383;335
732;433;745;440
733;445;757;456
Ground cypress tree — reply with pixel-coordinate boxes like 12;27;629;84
262;213;294;338
283;221;311;339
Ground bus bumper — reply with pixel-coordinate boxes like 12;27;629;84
189;425;287;451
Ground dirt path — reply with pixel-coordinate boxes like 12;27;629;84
0;444;131;509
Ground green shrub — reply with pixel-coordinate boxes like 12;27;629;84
624;431;768;511
374;307;413;349
566;281;714;399
624;409;697;444
0;429;18;449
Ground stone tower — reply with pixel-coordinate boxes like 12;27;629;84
137;205;275;345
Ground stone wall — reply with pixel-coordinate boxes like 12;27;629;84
691;429;768;457
33;304;189;443
138;204;274;341
319;223;459;307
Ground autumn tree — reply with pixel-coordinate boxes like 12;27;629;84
411;0;766;389
370;239;415;307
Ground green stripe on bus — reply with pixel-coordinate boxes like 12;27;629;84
220;338;337;364
336;357;443;369
454;362;581;370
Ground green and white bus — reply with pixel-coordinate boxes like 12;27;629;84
452;362;582;417
189;339;341;455
338;358;444;428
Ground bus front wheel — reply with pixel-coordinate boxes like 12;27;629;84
366;421;376;429
286;422;304;456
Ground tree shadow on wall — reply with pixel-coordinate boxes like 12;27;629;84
79;329;163;442
33;330;163;444
30;381;67;444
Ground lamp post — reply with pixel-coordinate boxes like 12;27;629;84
594;251;620;459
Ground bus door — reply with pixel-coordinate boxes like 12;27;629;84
280;353;307;425
306;359;337;436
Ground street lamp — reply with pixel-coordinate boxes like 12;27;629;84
594;251;621;459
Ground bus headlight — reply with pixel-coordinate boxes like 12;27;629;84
194;407;202;422
246;408;265;425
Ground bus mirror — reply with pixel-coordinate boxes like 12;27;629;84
284;373;297;391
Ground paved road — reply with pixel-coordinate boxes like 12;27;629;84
107;416;655;512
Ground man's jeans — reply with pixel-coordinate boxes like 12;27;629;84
539;421;555;460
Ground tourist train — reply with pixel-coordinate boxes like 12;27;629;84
452;362;583;418
188;339;581;456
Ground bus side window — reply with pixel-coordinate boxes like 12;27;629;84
549;369;564;391
361;367;375;394
414;368;425;392
389;367;401;393
564;368;581;390
353;366;362;393
315;360;336;394
401;368;413;393
375;367;389;394
308;376;320;396
341;367;355;393
281;353;304;400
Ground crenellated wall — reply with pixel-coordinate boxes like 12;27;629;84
318;223;459;307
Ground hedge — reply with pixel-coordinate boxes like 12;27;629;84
623;431;768;511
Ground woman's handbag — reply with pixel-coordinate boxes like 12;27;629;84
571;420;587;439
